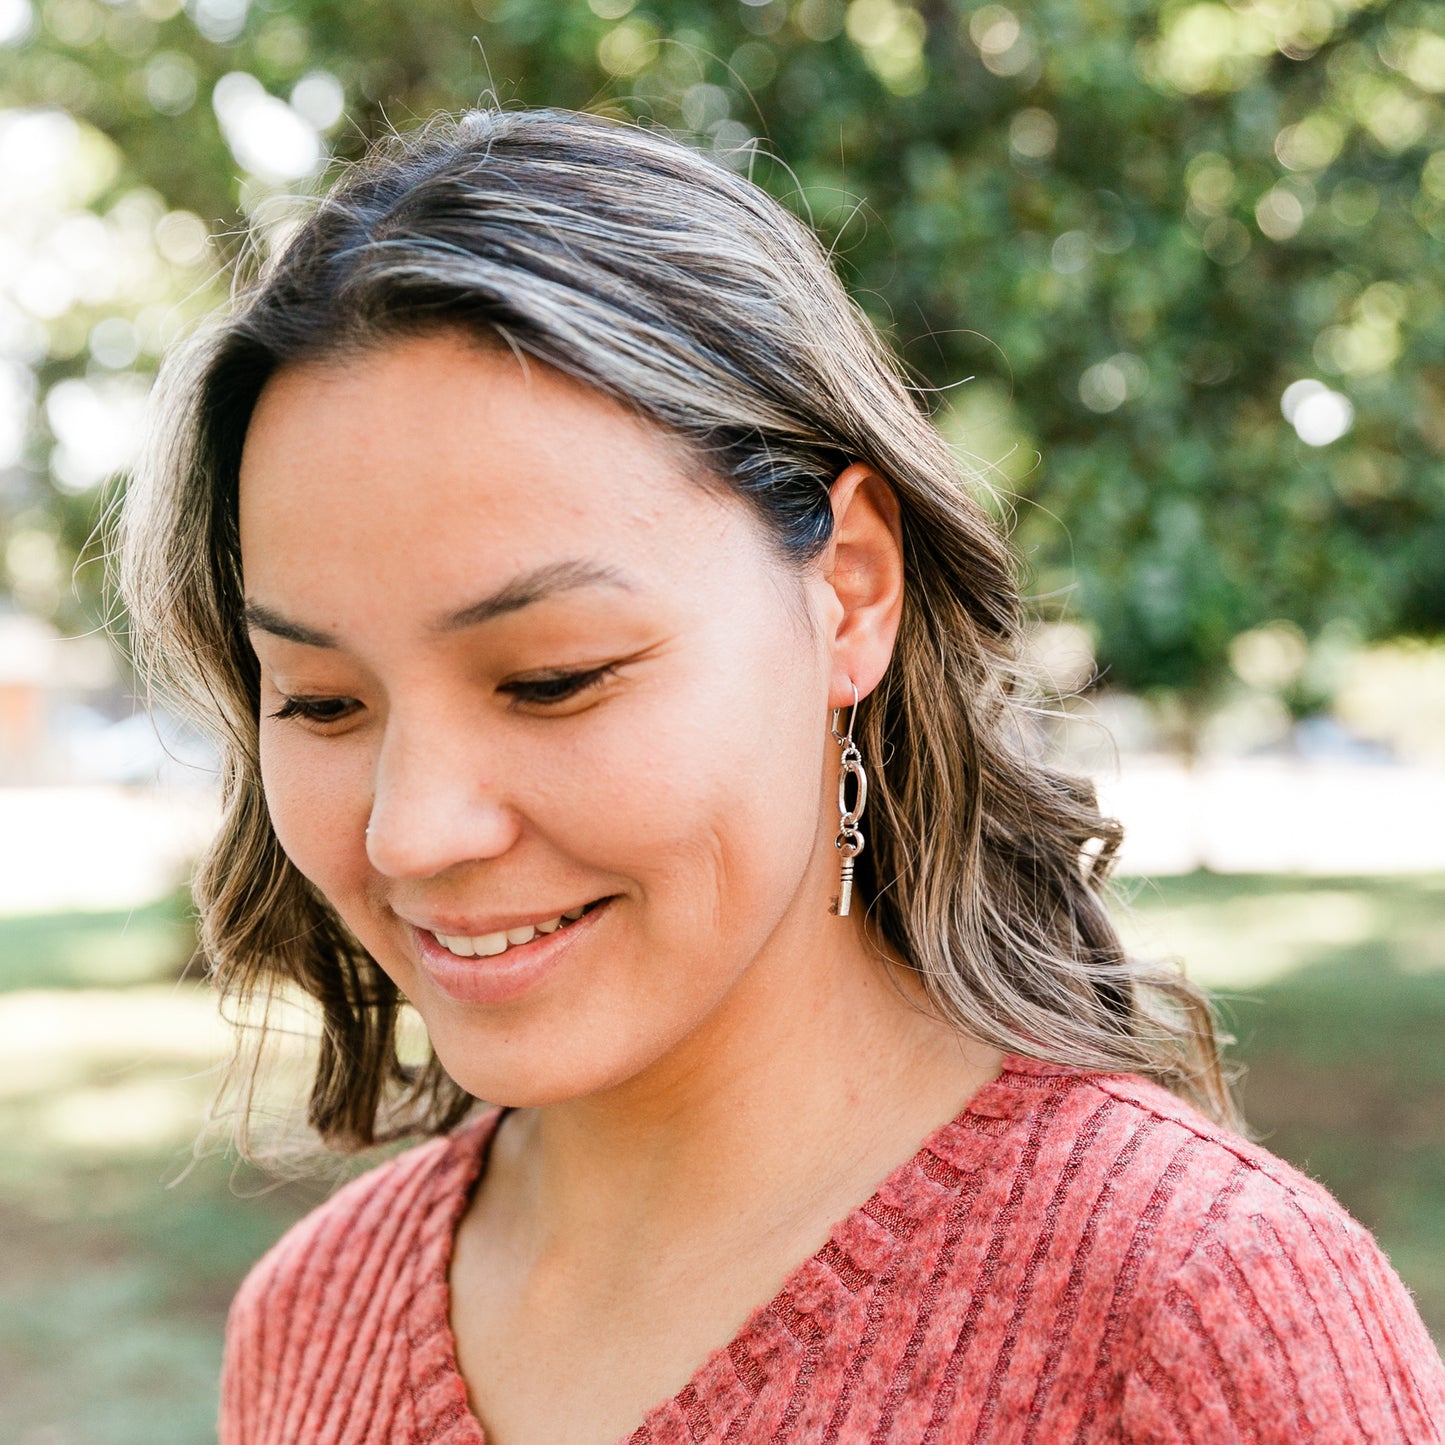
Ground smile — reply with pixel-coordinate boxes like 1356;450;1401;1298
427;895;609;953
415;898;610;1006
431;901;601;960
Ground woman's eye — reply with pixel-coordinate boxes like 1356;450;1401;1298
503;665;617;708
268;695;359;726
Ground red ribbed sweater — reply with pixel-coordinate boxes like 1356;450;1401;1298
219;1056;1445;1443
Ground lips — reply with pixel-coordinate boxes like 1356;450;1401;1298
433;903;589;959
410;898;609;1005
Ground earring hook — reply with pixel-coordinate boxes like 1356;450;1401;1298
830;679;860;745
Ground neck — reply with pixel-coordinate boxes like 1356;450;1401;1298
479;903;1002;1263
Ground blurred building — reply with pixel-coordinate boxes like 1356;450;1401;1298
0;602;215;785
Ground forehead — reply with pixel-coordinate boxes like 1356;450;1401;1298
235;331;768;632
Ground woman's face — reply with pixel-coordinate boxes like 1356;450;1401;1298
238;329;859;1106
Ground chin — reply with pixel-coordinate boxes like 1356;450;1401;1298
427;1033;660;1111
421;968;738;1112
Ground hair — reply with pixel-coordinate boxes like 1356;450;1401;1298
114;105;1239;1155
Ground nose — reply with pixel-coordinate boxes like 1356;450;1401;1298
363;712;521;879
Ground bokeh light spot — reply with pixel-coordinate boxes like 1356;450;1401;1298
1281;378;1353;446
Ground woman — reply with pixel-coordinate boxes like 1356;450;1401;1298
117;107;1443;1443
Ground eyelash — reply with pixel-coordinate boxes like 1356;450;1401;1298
266;665;619;725
503;664;618;706
268;695;356;725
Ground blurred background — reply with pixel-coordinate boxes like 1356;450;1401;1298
1;0;1443;1437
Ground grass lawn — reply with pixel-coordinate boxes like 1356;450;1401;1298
1;872;1442;1441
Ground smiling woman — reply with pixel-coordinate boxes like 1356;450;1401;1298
113;108;1443;1444
236;331;855;1096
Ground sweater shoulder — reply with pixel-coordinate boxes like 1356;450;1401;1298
235;1135;444;1302
980;1059;1429;1340
222;1113;494;1371
1029;1059;1356;1224
1001;1063;1445;1440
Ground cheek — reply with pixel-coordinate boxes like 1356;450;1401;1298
545;639;826;919
258;729;371;897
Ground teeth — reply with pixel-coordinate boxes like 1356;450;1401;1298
432;907;592;959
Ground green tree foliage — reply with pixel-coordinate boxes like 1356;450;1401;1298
1;0;1442;697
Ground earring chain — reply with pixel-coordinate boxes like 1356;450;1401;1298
831;681;867;917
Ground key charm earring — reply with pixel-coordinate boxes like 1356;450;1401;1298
830;681;868;917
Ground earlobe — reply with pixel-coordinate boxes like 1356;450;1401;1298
824;462;905;708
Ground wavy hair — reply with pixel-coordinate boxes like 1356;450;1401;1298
114;106;1238;1153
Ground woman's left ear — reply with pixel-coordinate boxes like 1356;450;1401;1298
819;462;904;709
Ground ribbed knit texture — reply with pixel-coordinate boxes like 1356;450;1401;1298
219;1055;1445;1443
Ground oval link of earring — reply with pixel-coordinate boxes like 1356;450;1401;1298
837;749;867;829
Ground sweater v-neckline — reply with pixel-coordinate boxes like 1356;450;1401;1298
403;1054;1062;1444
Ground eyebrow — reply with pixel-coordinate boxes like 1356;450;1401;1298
242;559;635;649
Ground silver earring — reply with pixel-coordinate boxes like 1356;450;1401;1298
830;681;867;917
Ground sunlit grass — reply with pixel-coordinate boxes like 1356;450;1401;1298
1116;872;1445;989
